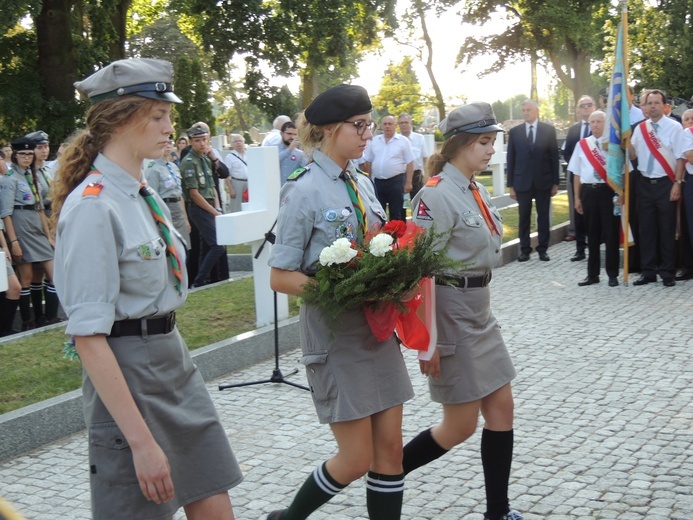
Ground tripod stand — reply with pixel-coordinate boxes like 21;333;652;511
218;222;309;392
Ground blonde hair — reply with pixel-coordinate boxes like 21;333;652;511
425;133;479;178
296;112;345;160
50;96;158;229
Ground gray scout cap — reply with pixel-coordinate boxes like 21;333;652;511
74;58;182;104
439;102;503;139
186;124;208;138
25;130;49;144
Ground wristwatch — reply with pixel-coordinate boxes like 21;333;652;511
676;179;684;184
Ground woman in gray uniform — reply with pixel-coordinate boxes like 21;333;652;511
51;58;242;520
267;84;414;520
0;137;55;331
144;139;191;248
405;103;524;520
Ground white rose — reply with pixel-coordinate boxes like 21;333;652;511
369;233;394;257
319;238;357;266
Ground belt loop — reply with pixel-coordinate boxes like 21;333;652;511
140;318;148;339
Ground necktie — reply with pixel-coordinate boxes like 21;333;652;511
646;122;659;174
24;170;41;210
340;171;367;242
139;184;184;296
583;122;590;139
470;181;500;236
528;125;534;149
165;162;182;192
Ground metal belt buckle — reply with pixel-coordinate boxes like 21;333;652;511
166;312;176;332
482;272;492;286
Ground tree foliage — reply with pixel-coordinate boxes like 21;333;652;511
372;57;424;123
173;56;215;132
458;0;611;102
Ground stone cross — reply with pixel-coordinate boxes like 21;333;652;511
216;146;289;326
488;136;507;195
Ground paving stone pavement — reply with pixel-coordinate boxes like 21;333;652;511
1;241;691;519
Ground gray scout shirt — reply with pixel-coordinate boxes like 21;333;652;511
269;150;386;275
144;158;183;199
411;162;502;275
0;166;46;217
54;153;188;336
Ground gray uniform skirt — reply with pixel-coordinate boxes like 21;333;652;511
429;285;516;404
83;328;243;520
165;200;190;249
300;304;414;424
12;209;53;263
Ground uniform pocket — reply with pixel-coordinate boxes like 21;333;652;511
89;422;138;486
301;351;338;403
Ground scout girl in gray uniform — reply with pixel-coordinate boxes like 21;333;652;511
405;103;524;520
144;140;191;247
267;84;414;520
0;137;55;331
52;58;242;520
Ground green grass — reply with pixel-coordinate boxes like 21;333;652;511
0;279;300;414
227;244;252;254
498;192;570;243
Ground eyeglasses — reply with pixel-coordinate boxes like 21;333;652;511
343;120;377;136
16;152;34;157
578;103;594;108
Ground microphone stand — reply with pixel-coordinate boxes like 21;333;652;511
219;220;309;392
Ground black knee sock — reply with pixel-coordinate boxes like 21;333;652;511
281;461;346;520
402;427;449;475
44;282;59;320
481;428;513;520
29;283;44;321
0;297;19;333
19;289;32;322
366;471;404;520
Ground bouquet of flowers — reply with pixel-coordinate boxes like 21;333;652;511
301;221;458;349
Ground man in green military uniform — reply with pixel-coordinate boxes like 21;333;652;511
180;124;225;287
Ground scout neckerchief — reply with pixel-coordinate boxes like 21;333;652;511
469;179;500;236
23;168;42;211
164;161;182;192
639;120;676;181
579;136;607;182
139;184;184;296
38;165;51;189
199;151;214;187
340;170;367;242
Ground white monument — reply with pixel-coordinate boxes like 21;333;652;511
489;136;507;196
216;146;289;326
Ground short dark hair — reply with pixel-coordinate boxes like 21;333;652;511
281;121;297;132
644;89;667;105
0;150;4;160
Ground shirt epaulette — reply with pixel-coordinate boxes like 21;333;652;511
287;166;309;181
425;176;443;187
82;181;104;197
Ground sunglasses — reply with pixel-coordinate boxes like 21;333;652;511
579;103;594;108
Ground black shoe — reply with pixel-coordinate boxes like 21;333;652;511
675;270;692;281
539;252;550;261
578;276;600;286
35;315;47;327
517;252;530;262
662;278;676;287
633;275;656;286
267;511;285;520
570;252;586;262
21;320;35;331
608;277;619;287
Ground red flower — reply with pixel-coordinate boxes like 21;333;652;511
382;220;407;238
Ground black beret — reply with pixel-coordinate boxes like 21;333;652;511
11;137;36;151
304;84;372;126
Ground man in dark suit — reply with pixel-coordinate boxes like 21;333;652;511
507;100;560;261
562;95;596;261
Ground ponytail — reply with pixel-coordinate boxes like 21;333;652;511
424;132;479;180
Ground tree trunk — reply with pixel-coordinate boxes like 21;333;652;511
417;4;446;122
301;64;318;109
108;0;132;60
530;52;538;100
36;0;77;103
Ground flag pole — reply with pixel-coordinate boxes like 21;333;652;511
621;0;630;285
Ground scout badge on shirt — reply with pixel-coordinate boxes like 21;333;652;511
198;171;206;186
416;199;433;221
462;210;482;227
137;238;164;260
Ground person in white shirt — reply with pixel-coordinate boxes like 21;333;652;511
629;89;683;287
569;111;620;287
224;134;247;213
361;115;415;221
261;115;292;147
674;108;693;280
397;113;429;198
